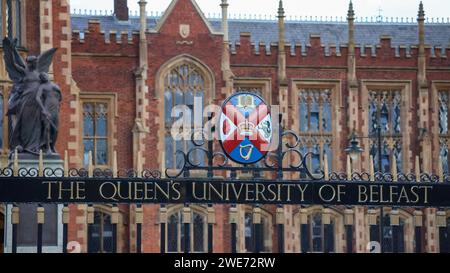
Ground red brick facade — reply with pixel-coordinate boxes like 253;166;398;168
1;0;450;253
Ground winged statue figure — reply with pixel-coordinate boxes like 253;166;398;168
3;37;61;157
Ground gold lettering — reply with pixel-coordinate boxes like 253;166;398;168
99;182;118;201
209;183;224;201
370;185;379;202
398;186;410;203
134;182;143;200
389;186;399;203
284;184;295;202
231;184;245;200
337;185;346;202
193;182;207;201
245;183;255;201
117;182;132;200
171;182;181;201
255;183;266;202
42;182;57;200
420;186;432;204
58;181;74;200
296;184;308;202
267;184;277;202
76;182;86;200
409;186;420;203
144;182;154;200
358;185;368;203
319;184;335;202
155;182;170;200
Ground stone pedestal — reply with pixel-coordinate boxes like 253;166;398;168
4;157;64;253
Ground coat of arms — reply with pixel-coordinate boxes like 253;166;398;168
179;24;190;39
219;93;272;164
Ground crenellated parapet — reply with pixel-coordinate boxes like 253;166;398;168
230;31;449;67
72;20;139;55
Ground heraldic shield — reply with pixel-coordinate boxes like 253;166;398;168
219;92;273;164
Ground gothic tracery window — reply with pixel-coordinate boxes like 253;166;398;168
298;89;333;173
164;64;205;169
1;0;22;44
83;102;109;166
166;207;208;253
368;90;402;173
439;92;450;173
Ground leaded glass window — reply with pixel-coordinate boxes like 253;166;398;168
166;208;207;253
83;102;109;166
305;213;335;253
89;211;113;253
368;90;402;173
439;92;450;174
298;89;333;173
164;64;205;169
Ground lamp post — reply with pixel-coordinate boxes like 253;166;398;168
345;125;385;253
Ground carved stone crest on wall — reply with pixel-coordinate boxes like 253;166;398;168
179;24;190;39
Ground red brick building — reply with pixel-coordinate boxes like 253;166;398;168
1;0;450;253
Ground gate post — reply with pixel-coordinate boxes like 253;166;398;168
229;206;238;253
368;209;379;251
207;206;215;253
86;205;94;253
390;210;400;253
111;206;119;253
322;208;331;253
182;205;191;253
276;206;284;253
300;208;309;253
159;206;167;253
62;205;69;253
135;205;143;253
11;206;19;254
253;206;261;253
437;210;447;253
414;210;423;253
37;205;45;253
344;208;354;253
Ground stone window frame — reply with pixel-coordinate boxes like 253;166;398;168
431;81;450;174
293;206;345;253
233;77;272;104
165;204;209;253
291;79;342;172
79;93;118;169
155;54;215;174
360;80;412;172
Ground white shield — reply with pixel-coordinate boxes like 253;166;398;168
179;24;190;39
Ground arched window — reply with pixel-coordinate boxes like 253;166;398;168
244;209;272;253
166;206;208;253
439;91;450;173
163;63;206;169
89;211;113;253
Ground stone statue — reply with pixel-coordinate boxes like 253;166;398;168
3;37;60;157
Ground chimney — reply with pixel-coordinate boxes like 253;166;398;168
114;0;129;21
